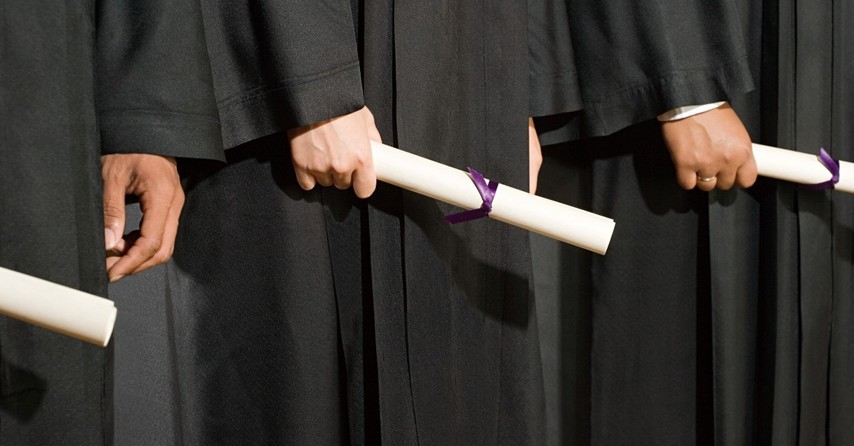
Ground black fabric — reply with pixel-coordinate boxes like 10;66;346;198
535;0;854;445
199;1;366;149
1;2;108;444
0;0;220;443
96;0;224;161
748;1;854;443
108;1;580;444
528;0;583;118
537;0;755;146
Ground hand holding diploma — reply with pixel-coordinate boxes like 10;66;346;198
288;106;382;199
0;266;117;346
287;107;615;254
661;103;758;191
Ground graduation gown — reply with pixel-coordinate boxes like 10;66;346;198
112;0;578;444
531;0;755;444
537;0;854;445
716;1;854;444
0;0;221;444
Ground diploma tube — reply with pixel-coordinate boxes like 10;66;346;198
371;141;616;254
0;266;117;346
753;144;854;193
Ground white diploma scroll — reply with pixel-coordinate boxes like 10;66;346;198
0;266;117;346
753;144;854;193
371;141;616;254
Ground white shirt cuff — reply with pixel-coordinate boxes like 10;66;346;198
657;101;727;122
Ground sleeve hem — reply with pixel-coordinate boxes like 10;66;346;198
529;70;584;118
99;110;225;161
215;62;365;150
581;54;756;137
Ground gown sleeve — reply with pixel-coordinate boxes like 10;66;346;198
550;0;756;141
200;1;365;149
528;0;584;119
528;0;587;145
96;0;225;161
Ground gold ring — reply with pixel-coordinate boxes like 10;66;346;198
697;175;717;183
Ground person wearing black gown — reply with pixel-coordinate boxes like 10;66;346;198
536;0;853;445
108;0;580;444
0;0;221;443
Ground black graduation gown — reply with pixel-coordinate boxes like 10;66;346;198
532;1;756;445
115;0;578;444
714;2;854;444
0;0;221;444
539;1;854;445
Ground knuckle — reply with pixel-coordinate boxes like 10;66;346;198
174;189;186;206
140;238;163;257
329;158;349;174
102;204;124;219
153;250;172;264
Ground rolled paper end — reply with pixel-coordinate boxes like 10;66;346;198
0;266;118;347
444;167;499;224
101;306;118;347
801;147;841;191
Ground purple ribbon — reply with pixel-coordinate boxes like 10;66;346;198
444;168;499;224
801;148;840;191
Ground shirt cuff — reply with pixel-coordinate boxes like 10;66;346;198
657;101;727;122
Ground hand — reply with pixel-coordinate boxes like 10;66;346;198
101;154;184;282
287;106;382;199
660;103;757;191
529;117;542;194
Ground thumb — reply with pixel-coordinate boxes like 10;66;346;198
102;169;127;251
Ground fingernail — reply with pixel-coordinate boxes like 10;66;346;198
109;274;125;283
105;228;117;250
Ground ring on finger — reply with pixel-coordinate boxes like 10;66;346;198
697;175;717;183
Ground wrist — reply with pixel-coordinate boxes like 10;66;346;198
657;101;727;122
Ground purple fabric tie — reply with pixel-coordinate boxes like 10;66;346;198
444;168;499;224
802;148;840;191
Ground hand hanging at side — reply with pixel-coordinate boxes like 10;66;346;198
102;154;184;282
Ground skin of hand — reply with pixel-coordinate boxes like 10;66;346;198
529;117;542;194
287;106;382;199
101;154;184;282
660;103;757;191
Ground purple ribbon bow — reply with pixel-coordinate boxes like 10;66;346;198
802;148;840;191
444;168;499;224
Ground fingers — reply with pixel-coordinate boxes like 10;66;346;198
107;181;176;282
102;154;183;282
133;188;183;274
101;157;129;252
355;108;379;198
662;103;756;192
352;151;376;198
529;117;542;194
675;168;700;190
694;171;718;192
294;167;318;191
735;153;759;188
288;106;378;198
715;168;737;190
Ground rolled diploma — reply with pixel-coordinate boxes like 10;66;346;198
0;266;117;346
753;144;854;193
371;141;616;254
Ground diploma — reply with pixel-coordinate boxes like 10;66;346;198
371;141;616;254
753;144;854;193
0;266;117;346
